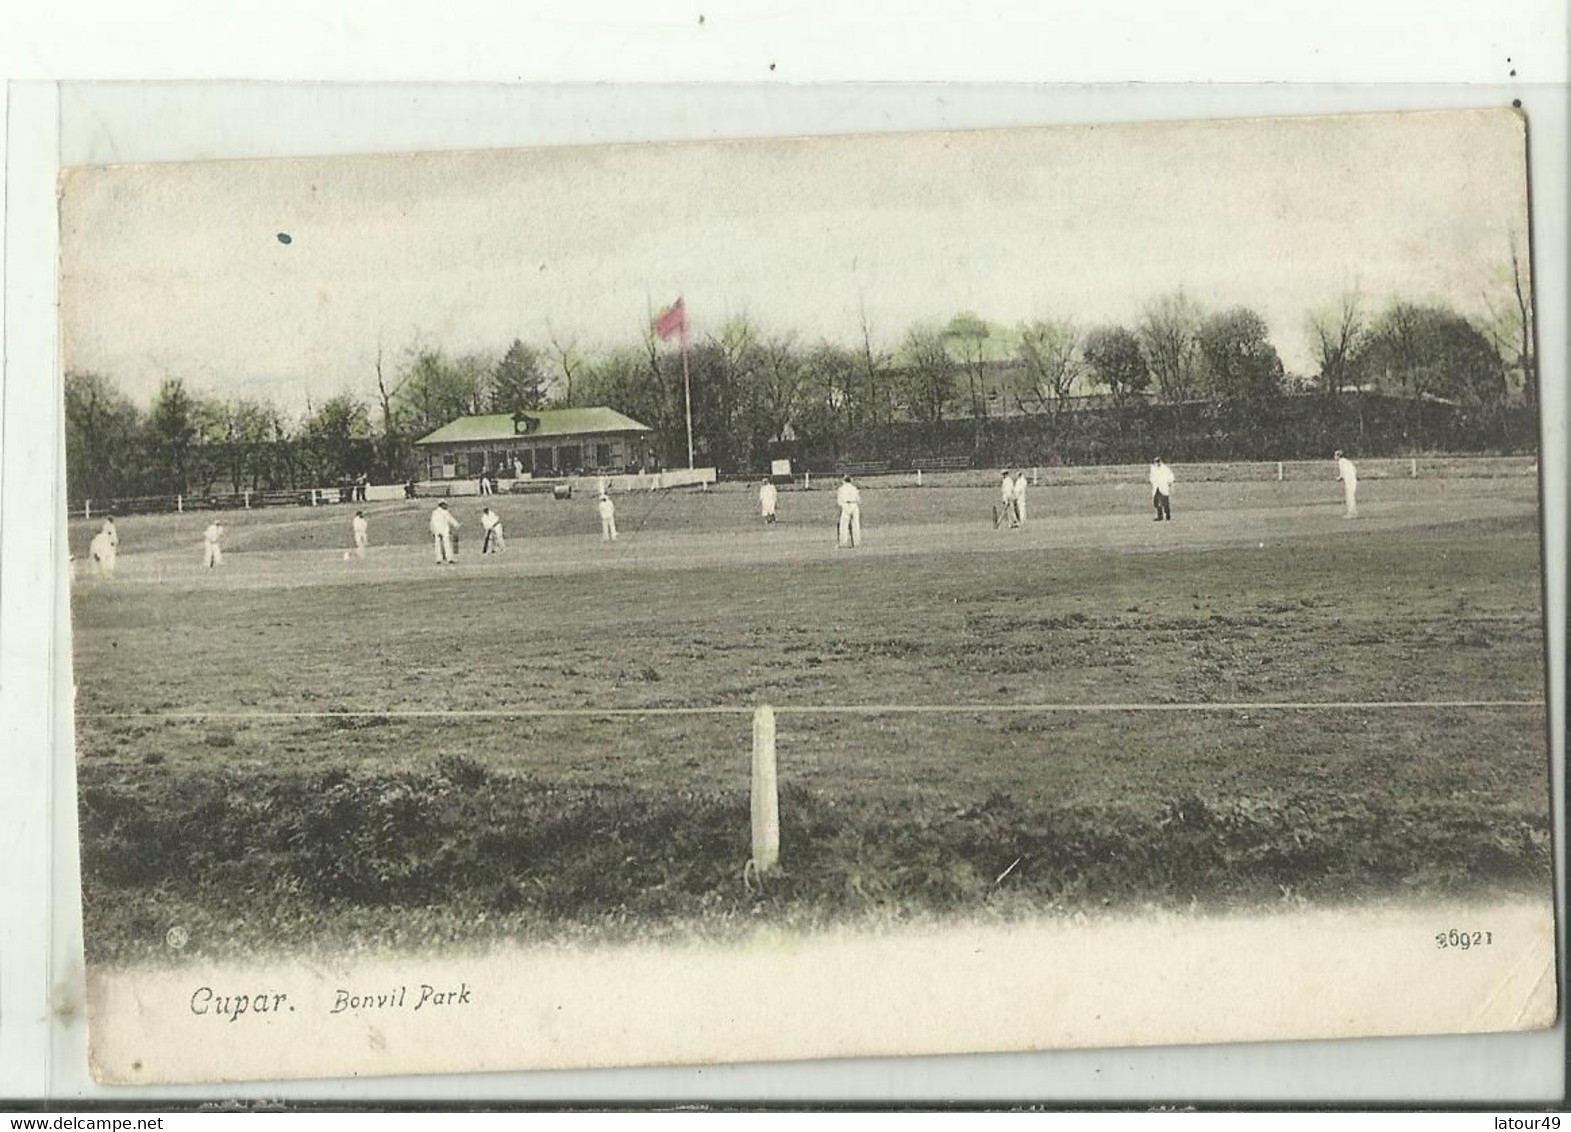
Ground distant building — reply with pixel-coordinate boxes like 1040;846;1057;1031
414;408;653;481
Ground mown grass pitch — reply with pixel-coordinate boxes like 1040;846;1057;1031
68;475;1552;961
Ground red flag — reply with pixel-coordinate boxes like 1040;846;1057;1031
653;297;689;347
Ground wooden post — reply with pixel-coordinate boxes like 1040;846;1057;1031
84;499;91;521
1411;458;1418;478
916;469;923;487
751;705;780;875
1277;461;1284;481
176;494;183;513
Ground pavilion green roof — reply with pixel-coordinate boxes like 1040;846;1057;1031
415;408;651;445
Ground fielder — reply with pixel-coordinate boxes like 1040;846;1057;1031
351;510;369;558
759;477;778;524
480;505;505;553
836;475;862;548
89;515;119;575
430;501;460;565
202;520;224;568
1012;470;1029;526
1149;457;1175;522
598;493;619;542
1335;450;1359;518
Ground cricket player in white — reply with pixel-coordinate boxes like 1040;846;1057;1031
351;511;369;558
1012;471;1029;526
598;494;619;541
836;475;862;548
1335;450;1359;518
89;515;119;574
759;478;778;524
430;502;459;564
997;470;1017;528
480;506;505;553
1149;458;1175;521
202;520;224;568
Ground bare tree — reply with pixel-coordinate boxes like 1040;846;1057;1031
1307;291;1366;395
546;323;585;408
373;342;415;479
857;294;891;429
65;370;147;502
897;324;958;424
374;343;394;433
944;312;992;419
392;346;486;437
147;378;202;494
1481;234;1536;406
749;332;808;444
697;316;763;467
636;319;684;466
454;352;496;415
797;341;859;442
1017;319;1083;414
1138;289;1206;402
220;398;283;493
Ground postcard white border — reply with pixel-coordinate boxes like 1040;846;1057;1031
4;79;1566;1105
2;0;1568;85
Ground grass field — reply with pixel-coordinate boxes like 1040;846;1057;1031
68;474;1553;962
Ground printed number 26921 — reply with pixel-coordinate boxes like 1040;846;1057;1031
1435;929;1492;950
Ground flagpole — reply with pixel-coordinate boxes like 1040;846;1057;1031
678;329;697;464
654;297;695;471
682;334;694;470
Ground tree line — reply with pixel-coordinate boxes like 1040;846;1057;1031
67;268;1535;502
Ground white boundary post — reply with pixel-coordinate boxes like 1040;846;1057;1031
916;468;922;487
1276;461;1284;481
1033;466;1039;486
244;489;251;509
1411;458;1418;478
84;499;91;520
176;494;183;513
751;705;780;875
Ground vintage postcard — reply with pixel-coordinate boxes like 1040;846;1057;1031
60;108;1556;1084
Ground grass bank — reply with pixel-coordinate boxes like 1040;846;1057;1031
78;750;1552;964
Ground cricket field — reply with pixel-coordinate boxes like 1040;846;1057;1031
67;472;1553;962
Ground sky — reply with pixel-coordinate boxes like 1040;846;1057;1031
59;108;1530;416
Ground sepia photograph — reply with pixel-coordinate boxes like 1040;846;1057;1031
59;107;1557;1083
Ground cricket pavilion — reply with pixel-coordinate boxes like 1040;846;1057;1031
415;408;656;486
